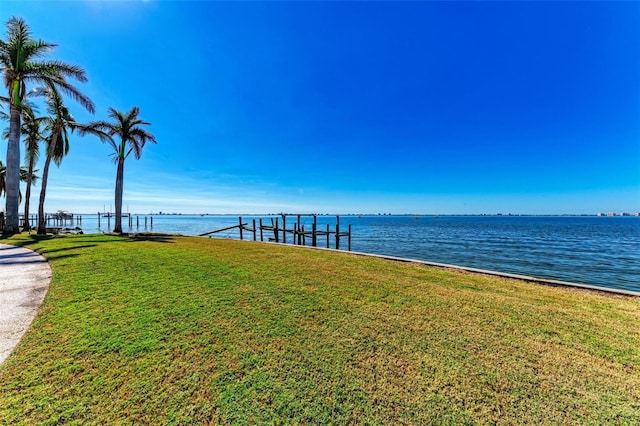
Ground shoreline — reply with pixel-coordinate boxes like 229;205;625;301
26;214;640;294
125;232;640;297
258;239;640;298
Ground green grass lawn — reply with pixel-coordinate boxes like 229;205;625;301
0;234;638;425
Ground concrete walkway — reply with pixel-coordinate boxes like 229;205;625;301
0;244;52;365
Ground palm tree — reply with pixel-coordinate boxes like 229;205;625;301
0;16;94;233
1;102;40;229
35;87;80;235
20;105;45;230
82;107;156;233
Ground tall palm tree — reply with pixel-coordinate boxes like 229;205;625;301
20;105;45;230
36;87;76;235
0;16;94;233
1;102;40;229
82;107;156;233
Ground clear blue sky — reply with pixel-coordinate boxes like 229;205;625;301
2;0;639;215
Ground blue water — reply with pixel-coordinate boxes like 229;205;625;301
67;214;639;292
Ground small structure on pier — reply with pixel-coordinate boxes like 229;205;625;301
51;210;74;220
199;214;352;251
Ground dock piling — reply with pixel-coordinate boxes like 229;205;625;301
259;218;264;241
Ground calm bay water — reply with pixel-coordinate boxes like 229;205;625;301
73;214;639;292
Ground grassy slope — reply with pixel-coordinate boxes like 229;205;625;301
0;234;638;425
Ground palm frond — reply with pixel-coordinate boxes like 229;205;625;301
127;127;156;159
4;17;31;49
43;75;95;113
21;111;45;164
75;121;113;143
49;127;70;166
100;106;156;162
20;39;57;60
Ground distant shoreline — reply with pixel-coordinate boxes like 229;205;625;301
60;212;640;218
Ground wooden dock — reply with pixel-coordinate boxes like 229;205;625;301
199;214;352;251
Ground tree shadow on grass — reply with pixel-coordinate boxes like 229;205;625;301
0;235;56;247
2;232;177;249
123;233;176;244
37;244;98;255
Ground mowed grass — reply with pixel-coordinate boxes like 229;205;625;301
0;234;639;425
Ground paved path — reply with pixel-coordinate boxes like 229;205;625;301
0;244;51;365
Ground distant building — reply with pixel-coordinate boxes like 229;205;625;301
597;212;605;217
607;212;616;216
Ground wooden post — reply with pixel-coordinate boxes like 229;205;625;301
297;215;301;245
151;216;153;227
145;216;148;227
107;215;111;230
98;212;100;228
274;218;279;242
326;224;330;248
293;223;297;245
136;215;139;228
302;225;306;246
283;215;287;244
252;219;256;241
312;215;317;247
348;224;352;251
238;216;243;240
259;218;264;241
336;215;340;250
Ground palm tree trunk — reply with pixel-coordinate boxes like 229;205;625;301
114;158;125;233
4;104;22;234
37;134;57;235
23;157;35;231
